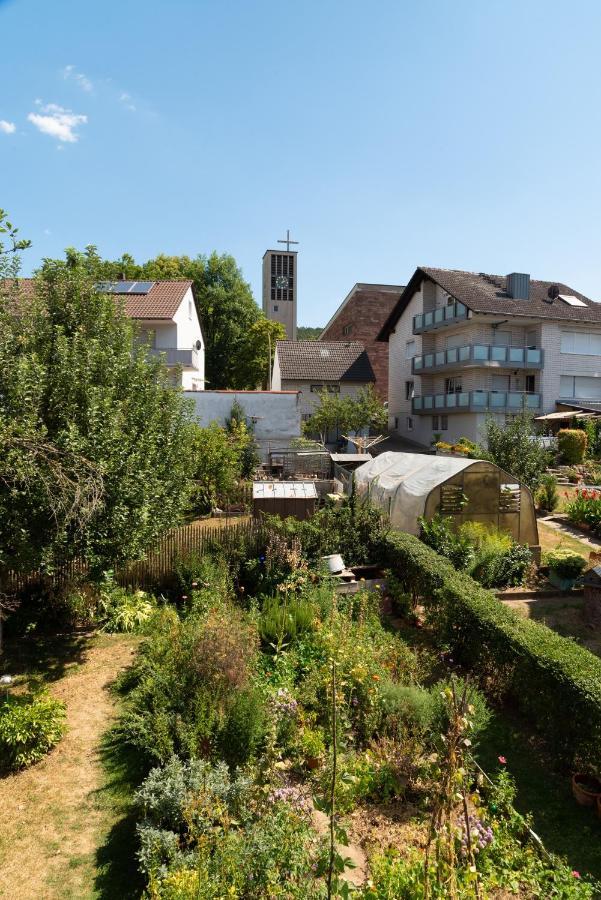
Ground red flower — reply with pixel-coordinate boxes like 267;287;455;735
572;871;581;879
498;755;507;765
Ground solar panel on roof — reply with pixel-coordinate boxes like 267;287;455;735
95;281;155;295
559;294;587;307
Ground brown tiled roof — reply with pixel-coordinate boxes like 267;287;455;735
379;266;601;339
14;278;192;320
276;340;375;382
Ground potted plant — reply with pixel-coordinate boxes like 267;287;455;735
572;772;601;806
435;441;453;456
546;549;586;591
297;725;325;770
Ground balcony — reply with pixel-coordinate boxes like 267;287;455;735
413;301;468;334
412;390;541;415
149;347;200;369
412;344;543;374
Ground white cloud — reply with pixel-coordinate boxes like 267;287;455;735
119;92;136;112
0;120;16;134
63;64;93;92
28;103;87;143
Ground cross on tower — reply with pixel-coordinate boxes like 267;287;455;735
277;229;299;252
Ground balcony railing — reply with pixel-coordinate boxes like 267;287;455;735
412;344;543;374
413;301;468;333
149;347;200;369
412;390;541;414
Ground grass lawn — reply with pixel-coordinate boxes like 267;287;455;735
0;630;142;900
538;519;593;560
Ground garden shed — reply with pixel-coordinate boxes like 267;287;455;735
252;481;317;521
354;451;539;549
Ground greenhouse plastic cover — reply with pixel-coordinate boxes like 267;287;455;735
353;451;475;534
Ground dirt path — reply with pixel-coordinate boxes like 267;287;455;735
0;635;138;900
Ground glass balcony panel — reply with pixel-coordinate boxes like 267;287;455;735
435;351;445;365
509;347;525;363
434;307;445;324
424;395;433;409
435;394;446;408
424;353;434;367
413;356;423;370
507;392;523;408
445;394;457;408
472;391;488;408
473;345;489;361
444;305;455;320
526;393;541;408
424;311;434;327
413;396;423;410
459;346;470;361
447;348;458;363
458;392;469;407
456;302;467;317
491;346;507;362
490;392;506;408
526;349;541;364
414;314;423;330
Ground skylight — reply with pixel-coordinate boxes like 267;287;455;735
559;294;587;307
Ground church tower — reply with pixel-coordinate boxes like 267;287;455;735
262;230;298;340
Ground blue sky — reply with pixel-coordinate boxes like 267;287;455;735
2;0;601;324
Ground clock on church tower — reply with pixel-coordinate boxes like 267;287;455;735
262;230;298;340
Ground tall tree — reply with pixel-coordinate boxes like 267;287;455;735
0;252;195;572
72;246;278;389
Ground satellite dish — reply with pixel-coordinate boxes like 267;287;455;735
547;285;560;301
195;340;202;350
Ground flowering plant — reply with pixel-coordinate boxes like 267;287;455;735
565;488;601;536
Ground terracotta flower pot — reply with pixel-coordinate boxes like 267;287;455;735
572;773;601;806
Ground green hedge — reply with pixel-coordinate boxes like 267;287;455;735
382;531;601;771
558;428;587;464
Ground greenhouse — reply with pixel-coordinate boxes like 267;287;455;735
354;451;539;550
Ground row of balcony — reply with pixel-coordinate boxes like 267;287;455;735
412;390;541;415
413;301;468;333
148;347;200;369
412;344;543;374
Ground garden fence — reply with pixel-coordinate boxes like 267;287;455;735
0;517;268;596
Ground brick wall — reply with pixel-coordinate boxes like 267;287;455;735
320;287;400;400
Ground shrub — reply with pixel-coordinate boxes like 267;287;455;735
382;531;601;770
545;549;587;581
536;473;559;512
379;682;437;737
429;676;491;747
97;576;157;633
258;595;316;648
217;687;268;769
0;691;66;770
558;428;588;464
419;515;475;570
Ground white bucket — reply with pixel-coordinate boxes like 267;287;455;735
322;553;345;575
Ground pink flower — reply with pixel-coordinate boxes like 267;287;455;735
572;871;581;879
498;755;507;765
181;595;188;600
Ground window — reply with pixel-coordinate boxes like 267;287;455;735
405;340;415;359
342;324;353;336
441;415;448;431
406;417;413;431
493;330;511;347
445;377;462;394
273;305;279;312
525;374;535;393
405;380;414;400
560;331;601;355
188;299;193;319
432;415;439;430
560;375;601;400
310;384;324;392
394;417;399;429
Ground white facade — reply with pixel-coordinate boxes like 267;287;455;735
387;279;601;447
185;389;301;461
272;353;368;421
138;287;205;390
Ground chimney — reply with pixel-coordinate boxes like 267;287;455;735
506;272;530;300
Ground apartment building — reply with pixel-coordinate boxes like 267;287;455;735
378;267;601;447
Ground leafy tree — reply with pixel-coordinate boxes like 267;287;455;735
481;411;550;491
225;401;260;479
189;422;244;513
0;254;195;572
71;246;283;389
297;326;323;340
304;386;387;444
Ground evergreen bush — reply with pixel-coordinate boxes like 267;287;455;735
558;428;588;464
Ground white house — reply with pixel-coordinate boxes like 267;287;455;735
19;277;206;390
271;340;375;423
379;267;601;447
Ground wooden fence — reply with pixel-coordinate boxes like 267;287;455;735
0;517;268;596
